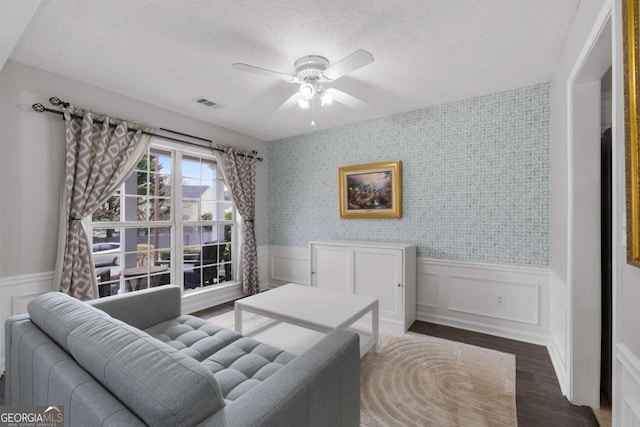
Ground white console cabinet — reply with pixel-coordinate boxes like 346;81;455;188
309;240;416;332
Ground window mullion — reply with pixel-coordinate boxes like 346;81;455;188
174;150;184;290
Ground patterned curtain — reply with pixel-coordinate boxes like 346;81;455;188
53;108;152;300
217;146;259;295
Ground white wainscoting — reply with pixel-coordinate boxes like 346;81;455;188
416;259;549;345
547;284;570;397
0;271;54;375
617;344;640;426
266;246;550;345
268;246;309;287
257;245;269;288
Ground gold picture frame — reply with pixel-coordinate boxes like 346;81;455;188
624;0;640;267
339;161;402;219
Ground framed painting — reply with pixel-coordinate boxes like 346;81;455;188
338;160;402;219
624;0;640;267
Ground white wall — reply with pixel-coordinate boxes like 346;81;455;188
0;60;269;373
613;0;640;425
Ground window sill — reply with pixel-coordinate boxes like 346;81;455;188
181;281;243;314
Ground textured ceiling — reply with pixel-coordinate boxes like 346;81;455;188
11;0;580;141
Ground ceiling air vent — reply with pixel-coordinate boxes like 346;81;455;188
196;97;217;107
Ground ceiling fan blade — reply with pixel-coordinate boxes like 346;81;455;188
232;63;299;83
275;91;303;112
323;49;374;80
326;88;369;109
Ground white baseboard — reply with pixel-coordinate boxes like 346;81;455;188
266;245;550;345
416;312;548;345
547;334;570;396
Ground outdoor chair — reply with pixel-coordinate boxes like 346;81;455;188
183;242;219;289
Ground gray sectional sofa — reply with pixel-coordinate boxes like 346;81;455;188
5;285;360;426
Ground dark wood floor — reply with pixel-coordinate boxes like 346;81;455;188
0;304;599;426
409;321;599;427
195;302;598;426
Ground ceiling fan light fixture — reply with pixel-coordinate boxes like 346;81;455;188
298;99;310;109
299;82;315;100
320;91;333;106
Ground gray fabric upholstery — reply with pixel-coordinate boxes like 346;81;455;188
203;337;296;402
90;284;181;329
199;329;361;427
146;315;297;402
68;314;226;427
6;285;361;426
27;292;109;352
5;316;145;426
145;315;243;361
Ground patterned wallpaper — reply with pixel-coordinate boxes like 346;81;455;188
268;83;550;267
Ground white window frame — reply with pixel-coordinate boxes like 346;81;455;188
88;138;242;306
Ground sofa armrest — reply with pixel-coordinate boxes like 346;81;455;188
89;285;181;330
199;329;360;427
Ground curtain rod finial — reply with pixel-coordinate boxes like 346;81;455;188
32;103;45;113
49;97;69;108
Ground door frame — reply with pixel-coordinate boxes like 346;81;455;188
566;1;613;406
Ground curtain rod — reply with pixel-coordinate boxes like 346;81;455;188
31;97;263;161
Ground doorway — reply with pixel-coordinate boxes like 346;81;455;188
601;125;612;404
599;66;613;421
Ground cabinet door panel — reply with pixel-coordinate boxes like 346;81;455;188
311;245;351;293
353;248;402;319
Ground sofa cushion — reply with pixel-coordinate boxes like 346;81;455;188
28;292;110;353
203;337;297;402
145;314;296;403
145;315;242;361
67;314;226;427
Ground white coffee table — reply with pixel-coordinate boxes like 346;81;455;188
235;283;379;357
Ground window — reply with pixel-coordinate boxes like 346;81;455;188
181;155;234;289
90;141;236;297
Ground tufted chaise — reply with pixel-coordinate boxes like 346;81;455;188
5;285;361;426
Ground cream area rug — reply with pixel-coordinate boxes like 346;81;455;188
360;333;517;427
205;310;517;427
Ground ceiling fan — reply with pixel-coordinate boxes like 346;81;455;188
232;49;374;118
